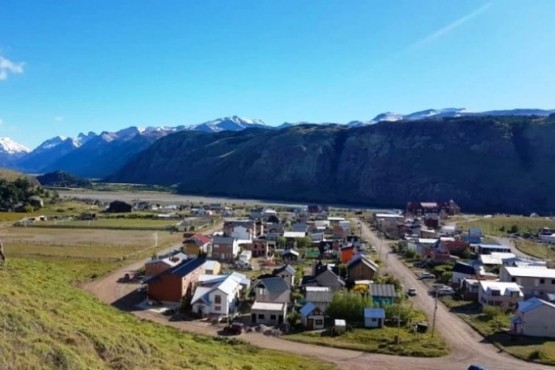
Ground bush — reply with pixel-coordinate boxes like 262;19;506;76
326;291;371;322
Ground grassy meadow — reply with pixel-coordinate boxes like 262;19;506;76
0;259;335;370
457;215;555;237
286;326;448;358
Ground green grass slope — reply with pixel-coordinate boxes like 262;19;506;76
0;259;334;370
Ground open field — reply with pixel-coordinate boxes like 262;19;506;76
2;225;182;259
0;258;335;370
513;239;555;260
27;217;182;231
286;326;448;358
457;215;555;237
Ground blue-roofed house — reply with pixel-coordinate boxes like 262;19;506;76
300;302;325;330
146;257;206;303
511;297;555;338
364;308;385;328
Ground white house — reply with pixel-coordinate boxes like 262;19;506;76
478;281;523;309
500;266;555;298
191;274;243;318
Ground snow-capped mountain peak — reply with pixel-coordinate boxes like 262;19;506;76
189;116;267;133
0;137;30;154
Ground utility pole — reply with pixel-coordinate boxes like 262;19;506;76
431;289;438;337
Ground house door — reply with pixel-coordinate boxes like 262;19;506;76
307;319;313;330
251;313;256;324
278;315;283;325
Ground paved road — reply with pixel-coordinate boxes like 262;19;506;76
356;218;550;370
84;219;551;370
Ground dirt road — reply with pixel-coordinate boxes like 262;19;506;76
85;219;551;370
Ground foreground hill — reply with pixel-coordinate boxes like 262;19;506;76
109;115;555;214
0;258;333;370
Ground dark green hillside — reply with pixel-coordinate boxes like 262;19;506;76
36;170;92;188
109;116;555;214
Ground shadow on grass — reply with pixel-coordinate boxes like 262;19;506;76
447;301;481;315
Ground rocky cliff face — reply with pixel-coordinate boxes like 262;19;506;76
108;116;555;213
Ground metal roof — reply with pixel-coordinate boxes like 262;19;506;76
364;308;385;319
257;276;290;293
369;284;397;298
251;301;285;311
273;264;296;275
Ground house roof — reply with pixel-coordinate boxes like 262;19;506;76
517;297;555;314
300;302;317;317
191;274;241;305
479;281;523;297
282;249;300;257
273;264;296;276
305;286;333;303
185;233;211;245
369;284;397;298
453;262;476;275
283;231;306;238
145;257;205;283
256;277;290;293
504;266;555;279
212;236;236;244
191;286;212;305
171;257;206;278
480;253;516;265
347;254;379;272
315;268;345;287
334;319;346;326
364;308;385;319
202;260;220;271
251;301;285;311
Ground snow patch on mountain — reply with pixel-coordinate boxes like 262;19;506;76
0;137;30;154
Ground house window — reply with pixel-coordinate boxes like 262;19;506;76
371;318;377;322
215;306;221;311
491;290;500;297
511;277;516;282
552;279;555;285
540;279;545;284
315;319;323;326
270;315;276;320
215;295;222;304
258;314;265;320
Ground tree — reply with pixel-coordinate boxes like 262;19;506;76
326;291;371;322
295;237;312;249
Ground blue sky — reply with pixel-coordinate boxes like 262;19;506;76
1;0;555;148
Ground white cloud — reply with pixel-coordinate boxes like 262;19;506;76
0;118;3;125
405;2;492;53
0;55;25;80
55;116;64;122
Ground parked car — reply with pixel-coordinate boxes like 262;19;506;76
430;284;455;296
407;288;417;296
222;323;244;335
419;272;435;279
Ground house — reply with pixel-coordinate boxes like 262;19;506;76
191;274;243;318
479;253;516;266
364;308;385;328
146;258;206;303
282;249;300;263
477;243;511;255
252;277;291;304
306;263;345;291
272;264;296;287
340;245;356;264
202;260;221;275
251;302;287;325
245;239;270;258
369;284;397;306
500;266;555;299
223;220;258;240
211;236;239;261
478;281;524;309
460;278;480;300
144;252;188;277
300;302;325;330
511;297;555;338
452;262;476;286
304;286;333;311
347;254;378;281
291;223;309;233
182;233;211;257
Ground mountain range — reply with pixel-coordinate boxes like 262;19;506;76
1;108;555;213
